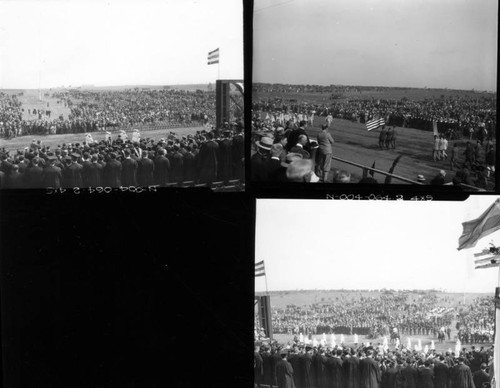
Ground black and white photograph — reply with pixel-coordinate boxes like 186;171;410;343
255;197;500;387
0;0;244;191
251;0;497;190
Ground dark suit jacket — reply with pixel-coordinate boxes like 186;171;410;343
266;158;283;182
251;152;269;182
434;362;449;388
87;162;103;187
473;369;490;388
63;162;83;188
360;357;381;388
197;140;219;183
170;152;184;183
104;159;122;187
417;367;434;388
121;158;138;187
25;166;44;188
42;165;63;188
138;157;154;186
182;152;196;182
154;156;170;186
6;171;25;189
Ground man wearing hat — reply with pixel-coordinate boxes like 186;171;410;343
154;148;170;186
197;132;219;184
138;151;154;186
121;149;138;186
450;357;475;388
299;344;314;388
255;344;264;388
42;156;63;188
252;136;272;182
231;125;244;181
25;157;44;188
316;124;335;182
360;349;381;388
87;155;103;187
63;154;83;188
417;175;426;184
169;145;184;184
275;350;295;388
104;152;122;187
217;129;233;182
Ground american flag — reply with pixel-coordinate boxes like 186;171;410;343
255;260;266;277
366;117;385;131
207;48;219;65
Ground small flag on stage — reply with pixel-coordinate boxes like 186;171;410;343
458;199;500;250
366;117;385;131
255;260;266;277
207;48;219;65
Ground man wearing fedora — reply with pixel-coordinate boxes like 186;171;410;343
252;136;273;181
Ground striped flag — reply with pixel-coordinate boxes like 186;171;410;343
255;260;266;277
458;199;500;250
475;262;500;270
366;117;385;131
207;48;219;65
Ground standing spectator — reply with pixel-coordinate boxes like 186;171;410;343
197;132;219;183
316;124;334;182
450;357;475;388
251;137;272;182
275;350;295;388
360;349;381;388
121;150;138;186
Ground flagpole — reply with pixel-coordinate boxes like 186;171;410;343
217;49;220;80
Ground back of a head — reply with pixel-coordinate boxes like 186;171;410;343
270;143;283;158
286;159;314;182
334;170;351;183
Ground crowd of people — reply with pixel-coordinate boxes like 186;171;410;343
0;124;244;189
0;88;217;138
252;91;496;140
456;297;495;344
268;293;455;340
255;340;493;388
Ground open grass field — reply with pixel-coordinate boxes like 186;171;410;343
0;125;206;153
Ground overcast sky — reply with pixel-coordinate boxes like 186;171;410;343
0;0;243;89
256;196;500;294
253;0;497;91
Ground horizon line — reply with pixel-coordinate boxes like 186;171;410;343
252;81;496;94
